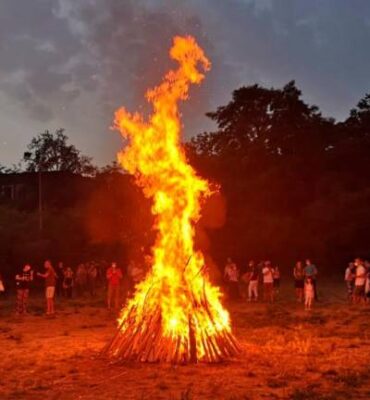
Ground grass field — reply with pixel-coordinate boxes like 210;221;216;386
0;281;369;399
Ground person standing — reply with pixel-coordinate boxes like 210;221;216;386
353;258;366;304
344;262;355;302
304;259;318;300
246;260;259;302
106;262;123;309
63;267;74;298
262;261;274;303
15;264;33;315
304;276;315;310
37;260;57;315
224;258;239;300
293;261;305;303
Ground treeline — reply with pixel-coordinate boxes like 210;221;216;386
1;81;370;275
188;81;370;272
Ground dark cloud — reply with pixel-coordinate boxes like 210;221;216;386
67;0;216;135
0;0;88;121
189;0;370;119
1;0;370;164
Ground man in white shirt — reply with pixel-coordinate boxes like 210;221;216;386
353;258;366;304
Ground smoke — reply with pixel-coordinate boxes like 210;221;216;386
0;0;85;121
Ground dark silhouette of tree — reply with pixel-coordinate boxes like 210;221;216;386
346;93;370;139
190;81;335;161
23;129;96;175
1;84;369;275
188;82;370;269
98;161;124;175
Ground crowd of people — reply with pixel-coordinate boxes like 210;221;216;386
1;259;148;316
344;258;370;304
0;256;369;316
224;257;370;310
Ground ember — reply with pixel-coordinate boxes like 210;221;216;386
104;36;240;363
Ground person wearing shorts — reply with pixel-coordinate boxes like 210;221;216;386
37;260;57;315
246;261;259;302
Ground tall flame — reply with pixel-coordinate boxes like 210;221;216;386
107;36;239;363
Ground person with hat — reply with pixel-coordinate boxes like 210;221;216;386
15;264;34;315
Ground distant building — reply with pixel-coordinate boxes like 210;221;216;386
0;171;91;209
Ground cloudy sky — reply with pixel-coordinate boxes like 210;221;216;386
1;0;370;167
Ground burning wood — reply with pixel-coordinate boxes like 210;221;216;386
104;36;240;363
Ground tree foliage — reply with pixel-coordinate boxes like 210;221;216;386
188;81;370;269
23;129;96;175
1;83;370;274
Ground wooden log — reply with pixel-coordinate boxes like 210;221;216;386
188;315;197;363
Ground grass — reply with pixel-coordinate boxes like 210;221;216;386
0;281;369;399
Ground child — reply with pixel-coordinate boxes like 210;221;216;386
304;277;315;310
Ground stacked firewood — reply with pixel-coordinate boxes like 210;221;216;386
103;296;240;363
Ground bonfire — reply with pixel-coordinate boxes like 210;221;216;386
104;36;240;363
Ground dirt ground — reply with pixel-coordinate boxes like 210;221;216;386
0;282;369;400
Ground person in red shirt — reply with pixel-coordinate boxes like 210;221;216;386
106;262;123;309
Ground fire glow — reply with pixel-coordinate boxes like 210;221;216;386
105;36;239;363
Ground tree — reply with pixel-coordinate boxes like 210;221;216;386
346;93;370;139
23;129;96;175
98;161;124;175
187;82;370;270
190;81;335;161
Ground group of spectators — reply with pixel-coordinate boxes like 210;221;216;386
224;258;283;304
224;257;370;310
344;258;370;304
7;258;149;316
2;255;369;316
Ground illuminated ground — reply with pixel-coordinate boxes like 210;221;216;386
0;282;369;399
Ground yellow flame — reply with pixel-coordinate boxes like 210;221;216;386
114;36;232;361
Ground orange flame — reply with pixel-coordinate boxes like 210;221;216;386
111;36;238;363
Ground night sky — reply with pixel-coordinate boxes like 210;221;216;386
1;0;370;166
